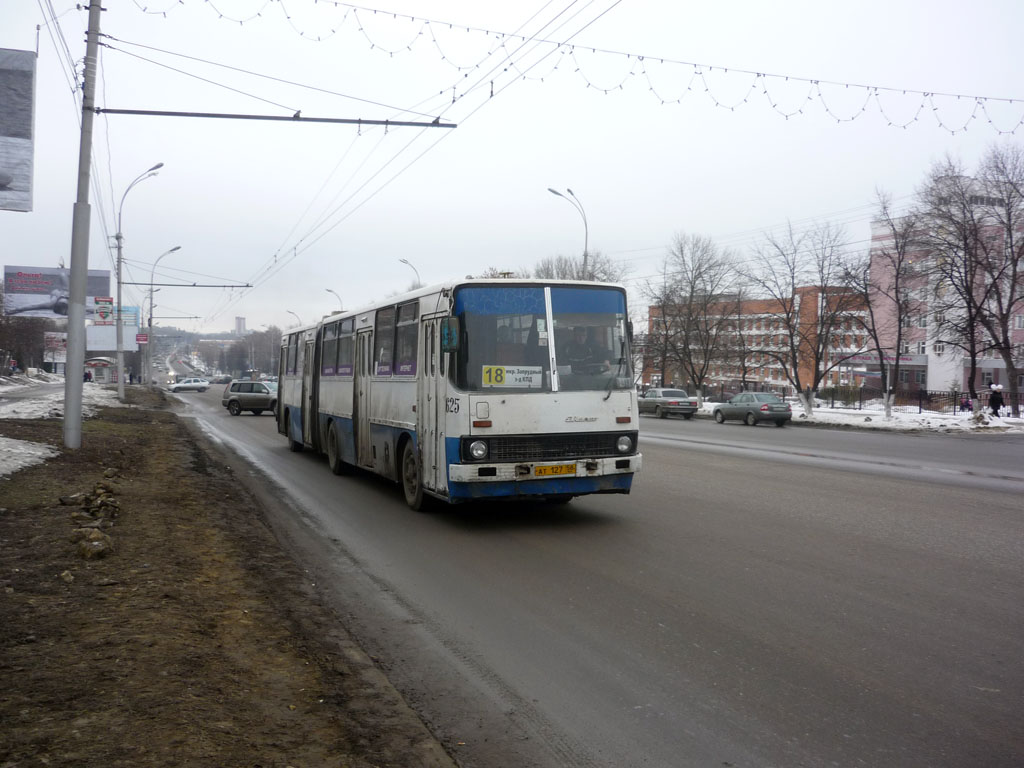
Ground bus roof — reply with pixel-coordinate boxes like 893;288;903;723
315;278;627;326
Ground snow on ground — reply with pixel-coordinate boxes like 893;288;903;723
0;436;61;479
0;374;123;478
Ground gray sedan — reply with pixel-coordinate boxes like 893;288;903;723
712;392;792;427
639;388;699;419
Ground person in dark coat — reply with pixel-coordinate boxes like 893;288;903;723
989;385;1005;417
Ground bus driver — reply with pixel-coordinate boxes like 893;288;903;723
562;326;611;373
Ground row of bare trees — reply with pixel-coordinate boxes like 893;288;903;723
642;143;1024;418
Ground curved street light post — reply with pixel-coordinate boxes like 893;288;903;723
325;288;343;311
286;310;302;327
399;258;422;287
547;187;589;279
147;245;180;387
115;162;163;400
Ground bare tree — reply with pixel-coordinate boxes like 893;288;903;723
533;251;628;283
844;192;921;417
974;144;1024;416
472;267;533;279
640;259;681;387
744;221;863;416
917;157;997;403
661;233;739;400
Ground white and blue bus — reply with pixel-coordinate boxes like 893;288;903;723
277;279;641;509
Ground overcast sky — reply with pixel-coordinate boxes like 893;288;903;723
3;1;1022;335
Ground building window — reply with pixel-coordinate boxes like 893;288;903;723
1014;314;1024;330
900;341;910;354
899;369;910;383
933;342;945;355
982;371;994;386
915;371;927;386
916;341;927;355
916;315;927;328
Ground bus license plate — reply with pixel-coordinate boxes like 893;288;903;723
535;463;576;477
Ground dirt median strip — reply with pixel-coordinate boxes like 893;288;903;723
0;389;455;768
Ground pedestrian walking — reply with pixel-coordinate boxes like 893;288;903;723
989;384;1004;417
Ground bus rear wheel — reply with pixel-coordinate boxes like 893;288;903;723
327;422;347;475
401;440;425;511
286;413;303;452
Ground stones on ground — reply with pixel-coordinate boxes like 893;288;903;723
62;472;123;559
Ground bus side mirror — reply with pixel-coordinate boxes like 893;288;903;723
440;317;460;352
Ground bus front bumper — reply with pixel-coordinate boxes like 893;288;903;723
448;454;641;485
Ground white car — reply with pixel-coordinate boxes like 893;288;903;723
168;377;210;393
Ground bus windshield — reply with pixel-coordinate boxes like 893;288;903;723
453;284;633;393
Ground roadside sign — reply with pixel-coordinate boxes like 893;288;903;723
136;333;149;344
95;296;113;325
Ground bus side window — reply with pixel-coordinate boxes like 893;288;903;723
429;322;435;376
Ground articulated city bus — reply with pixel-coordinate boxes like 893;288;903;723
277;279;641;509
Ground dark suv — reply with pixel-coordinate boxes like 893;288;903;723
222;380;278;416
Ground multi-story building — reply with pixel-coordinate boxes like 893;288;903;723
234;316;247;336
643;286;867;393
865;214;1024;392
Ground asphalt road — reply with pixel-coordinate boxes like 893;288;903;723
173;390;1024;767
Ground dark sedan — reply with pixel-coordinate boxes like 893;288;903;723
712;392;792;427
639;388;699;419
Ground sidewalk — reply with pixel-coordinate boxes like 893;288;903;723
0;386;455;767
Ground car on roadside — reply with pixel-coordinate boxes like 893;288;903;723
168;377;210;393
638;388;699;419
712;392;792;427
222;380;278;416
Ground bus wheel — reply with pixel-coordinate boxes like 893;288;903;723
327;422;347;475
401;440;425;511
286;413;303;452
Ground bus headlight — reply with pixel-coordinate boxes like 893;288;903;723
469;440;488;460
616;435;633;453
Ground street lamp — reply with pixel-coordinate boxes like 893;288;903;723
147;245;180;387
325;288;343;311
399;258;422;287
548;187;589;279
286;310;302;326
115;161;163;400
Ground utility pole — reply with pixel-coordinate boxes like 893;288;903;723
63;0;102;449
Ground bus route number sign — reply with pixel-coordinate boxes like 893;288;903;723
481;365;543;388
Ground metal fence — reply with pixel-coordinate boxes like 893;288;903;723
815;386;1021;416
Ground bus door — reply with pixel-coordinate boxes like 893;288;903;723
418;316;447;493
301;337;315;447
355;328;373;468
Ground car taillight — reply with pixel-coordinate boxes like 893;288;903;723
760;404;770;411
669;401;679;405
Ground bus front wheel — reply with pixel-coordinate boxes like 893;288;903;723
401;440;425;511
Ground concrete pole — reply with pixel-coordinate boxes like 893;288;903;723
115;231;125;400
63;0;103;449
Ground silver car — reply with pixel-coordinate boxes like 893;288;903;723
712;392;792;427
222;380;278;416
638;388;699;419
168;377;210;393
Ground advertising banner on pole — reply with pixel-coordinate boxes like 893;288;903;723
3;266;111;318
0;48;36;213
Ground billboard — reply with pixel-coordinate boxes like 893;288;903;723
44;331;67;363
87;324;139;353
3;266;111;318
0;48;36;213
